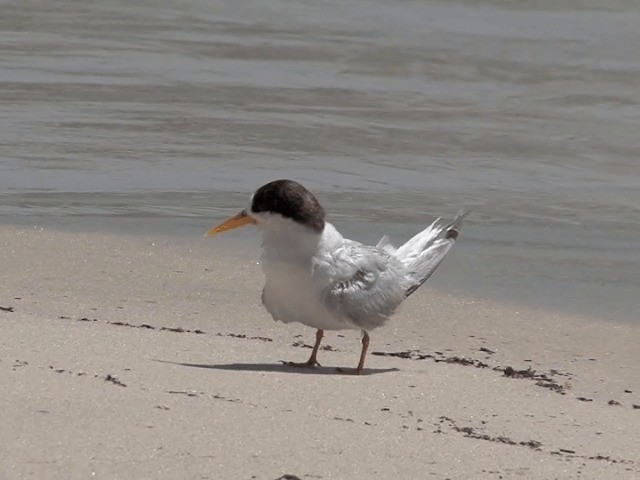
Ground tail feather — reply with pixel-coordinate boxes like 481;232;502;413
400;209;469;297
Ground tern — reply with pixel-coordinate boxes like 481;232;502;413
207;179;468;374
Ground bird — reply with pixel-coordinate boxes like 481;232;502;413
206;179;468;374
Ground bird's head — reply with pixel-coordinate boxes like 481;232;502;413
206;179;326;238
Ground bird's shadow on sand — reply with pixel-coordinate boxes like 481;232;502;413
155;359;398;376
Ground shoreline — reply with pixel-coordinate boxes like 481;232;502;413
1;214;638;326
1;225;639;479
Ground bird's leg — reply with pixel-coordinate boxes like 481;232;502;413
286;329;323;368
356;331;370;373
337;331;370;375
306;328;324;366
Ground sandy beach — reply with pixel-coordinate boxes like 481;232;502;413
1;225;638;479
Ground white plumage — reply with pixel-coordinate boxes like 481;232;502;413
261;211;468;333
207;179;468;374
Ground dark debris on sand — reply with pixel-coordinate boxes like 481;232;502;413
371;349;568;394
72;316;206;334
500;366;567;395
292;340;337;351
61;315;279;342
437;416;542;450
104;374;127;387
217;332;272;342
371;349;488;368
438;417;636;466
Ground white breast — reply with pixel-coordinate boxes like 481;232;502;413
259;220;358;331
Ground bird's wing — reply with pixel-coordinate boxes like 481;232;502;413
314;240;413;330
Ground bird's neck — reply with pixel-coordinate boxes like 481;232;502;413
261;224;323;260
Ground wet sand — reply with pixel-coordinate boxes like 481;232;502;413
1;226;638;479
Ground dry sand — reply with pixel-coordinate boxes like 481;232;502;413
1;226;638;479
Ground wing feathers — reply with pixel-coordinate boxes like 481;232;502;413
314;211;468;329
403;209;469;296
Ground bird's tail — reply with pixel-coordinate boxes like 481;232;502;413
396;209;470;297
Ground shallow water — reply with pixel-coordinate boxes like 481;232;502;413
1;0;639;323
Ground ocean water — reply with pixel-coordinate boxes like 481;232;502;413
1;0;638;323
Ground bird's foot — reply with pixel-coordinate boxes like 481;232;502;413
281;359;321;368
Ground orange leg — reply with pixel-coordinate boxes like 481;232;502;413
338;330;370;375
286;329;323;368
356;331;370;374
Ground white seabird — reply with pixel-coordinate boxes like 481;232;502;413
207;179;468;374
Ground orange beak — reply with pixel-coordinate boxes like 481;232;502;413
205;210;256;236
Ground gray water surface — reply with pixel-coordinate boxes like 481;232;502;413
1;0;639;323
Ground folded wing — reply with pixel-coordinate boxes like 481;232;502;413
317;241;413;330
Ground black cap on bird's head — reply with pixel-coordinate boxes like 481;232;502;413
206;179;326;236
250;180;325;232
